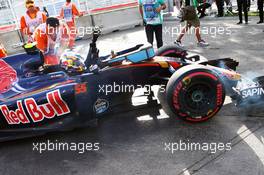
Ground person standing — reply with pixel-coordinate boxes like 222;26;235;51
34;17;70;73
60;0;83;49
138;0;166;48
20;0;47;42
174;6;209;47
257;0;263;23
237;0;248;24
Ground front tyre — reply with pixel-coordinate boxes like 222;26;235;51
166;65;225;122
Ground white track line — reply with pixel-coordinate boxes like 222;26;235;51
237;125;264;166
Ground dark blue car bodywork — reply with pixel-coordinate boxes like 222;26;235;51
0;31;241;141
0;45;174;141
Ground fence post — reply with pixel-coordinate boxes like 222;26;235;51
7;0;18;28
6;0;24;42
77;0;81;9
52;0;57;15
164;0;174;13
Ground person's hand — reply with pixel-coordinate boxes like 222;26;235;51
79;12;84;17
155;7;162;13
27;35;34;43
143;19;147;26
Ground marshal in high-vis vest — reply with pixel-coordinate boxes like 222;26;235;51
20;0;47;42
60;0;83;49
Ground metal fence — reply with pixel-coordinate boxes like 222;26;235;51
0;0;258;32
0;0;137;28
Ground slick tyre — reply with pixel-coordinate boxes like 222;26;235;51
166;65;225;122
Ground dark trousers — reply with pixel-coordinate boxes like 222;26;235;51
197;3;211;15
216;0;224;16
247;0;251;10
237;0;248;22
185;0;190;6
145;24;163;48
258;0;264;21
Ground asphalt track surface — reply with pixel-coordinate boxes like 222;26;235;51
1;16;264;175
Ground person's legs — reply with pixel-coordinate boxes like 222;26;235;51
197;4;203;14
195;26;202;42
242;0;248;23
145;25;154;46
216;0;224;16
195;26;209;47
205;3;211;10
260;0;264;22
154;24;163;48
258;0;264;23
188;17;201;42
237;0;243;23
188;17;209;46
199;3;211;17
247;0;251;11
185;0;190;6
177;23;190;42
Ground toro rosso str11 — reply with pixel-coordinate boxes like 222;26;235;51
0;28;262;141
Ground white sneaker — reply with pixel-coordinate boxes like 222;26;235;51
197;40;209;47
174;40;184;47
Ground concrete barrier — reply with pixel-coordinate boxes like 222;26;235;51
75;15;93;39
0;3;143;54
0;30;24;55
91;6;142;35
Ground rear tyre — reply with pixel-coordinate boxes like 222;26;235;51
166;65;225;122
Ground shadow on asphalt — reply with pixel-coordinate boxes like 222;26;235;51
0;89;263;175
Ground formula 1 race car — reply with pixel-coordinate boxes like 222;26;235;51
0;27;263;141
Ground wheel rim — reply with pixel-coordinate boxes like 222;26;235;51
184;83;215;114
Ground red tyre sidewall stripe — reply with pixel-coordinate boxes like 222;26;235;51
188;72;218;81
186;107;219;122
172;71;223;122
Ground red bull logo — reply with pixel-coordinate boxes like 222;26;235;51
0;90;70;125
0;60;18;93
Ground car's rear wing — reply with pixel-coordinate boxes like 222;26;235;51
200;58;239;71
